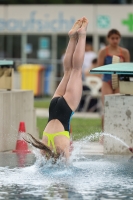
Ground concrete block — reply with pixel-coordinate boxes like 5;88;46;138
13;71;21;89
0;90;38;152
104;94;133;154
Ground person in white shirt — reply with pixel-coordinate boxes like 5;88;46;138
82;42;97;81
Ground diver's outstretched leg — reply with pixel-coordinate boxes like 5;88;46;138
64;17;89;111
53;19;83;98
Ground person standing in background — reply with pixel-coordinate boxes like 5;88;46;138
98;29;130;131
78;43;97;112
85;58;100;78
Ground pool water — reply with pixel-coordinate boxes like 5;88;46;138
0;149;133;200
0;153;133;200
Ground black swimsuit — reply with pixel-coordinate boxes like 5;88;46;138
48;97;74;132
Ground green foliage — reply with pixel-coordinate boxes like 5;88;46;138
71;117;101;140
34;98;50;108
37;117;48;138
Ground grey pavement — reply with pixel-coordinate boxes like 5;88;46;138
78;142;103;155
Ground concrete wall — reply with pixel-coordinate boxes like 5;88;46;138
0;90;38;152
104;94;133;154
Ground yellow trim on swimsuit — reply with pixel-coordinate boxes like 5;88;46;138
43;131;70;153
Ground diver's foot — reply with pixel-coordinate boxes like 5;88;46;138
68;19;82;38
77;17;88;36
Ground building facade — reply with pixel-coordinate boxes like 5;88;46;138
0;5;132;93
0;5;132;60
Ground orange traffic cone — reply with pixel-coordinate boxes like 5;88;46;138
12;122;31;153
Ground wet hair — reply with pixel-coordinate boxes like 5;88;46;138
23;133;63;162
107;29;121;38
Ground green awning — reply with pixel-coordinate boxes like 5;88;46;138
0;60;14;66
90;63;133;75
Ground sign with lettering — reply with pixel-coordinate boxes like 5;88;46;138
0;5;93;33
0;5;132;35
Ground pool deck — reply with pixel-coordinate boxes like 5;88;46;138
79;142;104;155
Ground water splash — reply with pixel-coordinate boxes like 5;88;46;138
101;132;129;148
70;131;133;159
79;131;130;150
100;132;133;153
31;128;133;167
31;131;132;165
32;147;68;169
